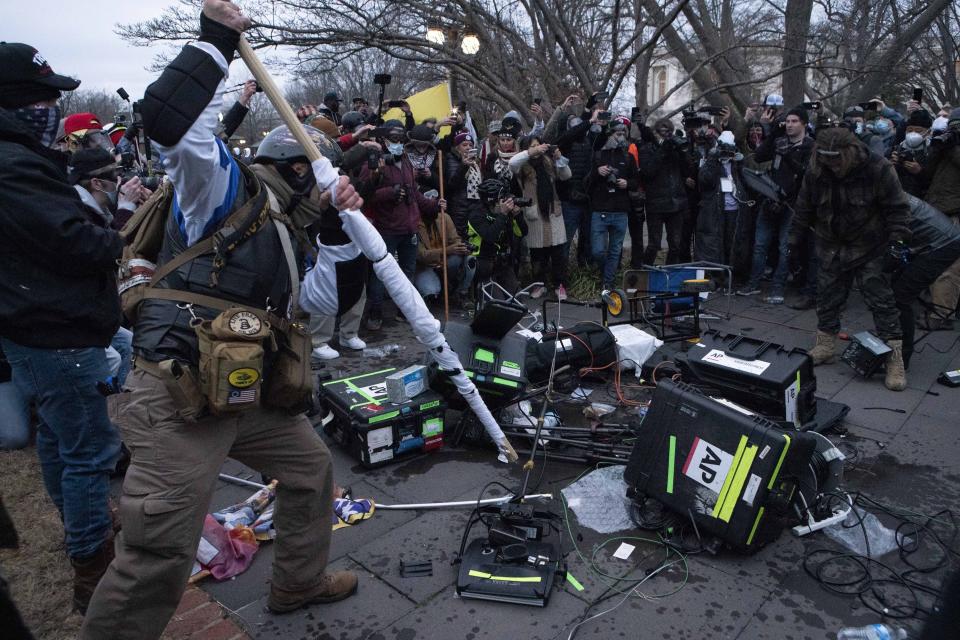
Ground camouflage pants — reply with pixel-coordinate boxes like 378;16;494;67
817;253;902;339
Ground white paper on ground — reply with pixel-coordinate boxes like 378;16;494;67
613;542;635;560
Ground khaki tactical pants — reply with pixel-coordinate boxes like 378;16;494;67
309;291;366;347
929;216;960;322
80;368;333;640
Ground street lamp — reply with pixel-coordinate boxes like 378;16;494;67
426;20;445;45
460;32;480;55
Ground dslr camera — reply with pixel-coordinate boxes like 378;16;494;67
605;167;621;185
512;197;533;207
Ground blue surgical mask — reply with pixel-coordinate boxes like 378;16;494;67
568;117;583;128
873;119;891;135
855;122;864;135
387;142;404;156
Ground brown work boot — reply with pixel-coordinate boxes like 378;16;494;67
267;571;358;613
884;339;907;391
71;539;115;615
808;330;837;365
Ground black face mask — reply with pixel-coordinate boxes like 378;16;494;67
276;161;314;194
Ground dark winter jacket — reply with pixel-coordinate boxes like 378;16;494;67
0;108;123;349
637;138;690;215
444;151;484;237
544;110;596;204
753;131;813;203
925;143;960;216
695;155;747;264
792;149;911;266
905;196;960;257
361;154;440;235
585;147;639;213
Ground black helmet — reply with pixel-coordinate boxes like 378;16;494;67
341;110;365;132
255;124;343;167
478;178;510;205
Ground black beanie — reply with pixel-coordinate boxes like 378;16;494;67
786;107;810;124
906;109;933;129
67;148;118;185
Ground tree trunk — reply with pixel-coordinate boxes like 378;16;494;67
781;0;814;107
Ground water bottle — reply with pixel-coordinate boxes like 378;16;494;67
362;344;400;359
836;624;908;640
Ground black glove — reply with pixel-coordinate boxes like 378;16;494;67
882;240;910;273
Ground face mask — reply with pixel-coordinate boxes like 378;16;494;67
931;116;949;133
590;124;602;133
387;142;404;156
904;132;924;149
568;117;583;128
94;179;119;211
855;122;864;135
872;119;891;135
12;104;61;147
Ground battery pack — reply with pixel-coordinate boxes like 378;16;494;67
841;331;891;377
386;365;427;404
319;368;446;468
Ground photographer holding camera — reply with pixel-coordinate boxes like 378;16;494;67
695;130;746;278
923;107;960;330
739;106;814;305
445;131;484;239
361;121;444;330
637;117;692;265
891;109;934;198
587;120;639;289
68;148;153;230
467;178;529;295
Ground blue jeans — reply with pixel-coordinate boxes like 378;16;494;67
590;211;629;288
0;379;31;449
414;254;476;297
368;232;418;309
747;203;791;293
0;339;121;558
106;326;133;386
561;201;587;261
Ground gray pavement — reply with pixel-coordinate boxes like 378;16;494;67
199;289;960;640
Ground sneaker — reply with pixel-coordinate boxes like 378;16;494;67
311;344;340;360
556;285;568;302
764;294;784;305
530;285;546;299
340;336;366;351
366;310;382;331
736;286;761;296
268;571;359;613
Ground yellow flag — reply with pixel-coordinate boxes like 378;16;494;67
382;82;454;136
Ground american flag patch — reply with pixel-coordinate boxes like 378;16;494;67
228;389;257;404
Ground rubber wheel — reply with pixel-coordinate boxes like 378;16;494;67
606;289;627;317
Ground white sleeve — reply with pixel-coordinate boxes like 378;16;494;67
152;42;241;246
508;150;531;173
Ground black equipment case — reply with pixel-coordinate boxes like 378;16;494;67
431;321;529;410
525;322;617;385
625;379;816;550
319;368;446;468
677;330;816;425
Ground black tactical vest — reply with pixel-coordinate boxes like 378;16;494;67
133;180;294;366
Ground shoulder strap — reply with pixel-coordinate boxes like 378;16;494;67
140;287;290;332
265;188;301;315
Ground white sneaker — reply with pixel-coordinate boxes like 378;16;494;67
341;336;366;350
311;344;340;360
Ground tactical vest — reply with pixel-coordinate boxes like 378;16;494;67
132;173;295;367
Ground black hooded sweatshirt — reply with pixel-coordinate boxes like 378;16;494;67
0;108;123;348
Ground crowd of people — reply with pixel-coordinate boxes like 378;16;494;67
2;0;960;638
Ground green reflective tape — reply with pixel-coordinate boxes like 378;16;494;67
468;569;542;583
368;410;400;424
666;435;677;494
420;400;440;410
713;435;748;518
323;368;395;386
468;570;490;579
717;444;757;523
345;380;378;404
492;377;520;388
747;506;765;545
502;360;520;369
475;348;495;363
768;434;792;490
566;572;585;592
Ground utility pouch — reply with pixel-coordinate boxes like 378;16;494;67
194;307;272;415
264;321;313;411
156;359;206;422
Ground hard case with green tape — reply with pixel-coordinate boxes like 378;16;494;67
319;368;447;468
624;379;816;550
430;321;529;410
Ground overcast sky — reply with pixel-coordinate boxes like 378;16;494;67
1;1;291;101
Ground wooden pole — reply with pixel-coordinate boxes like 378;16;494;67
236;38;322;164
437;150;449;323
